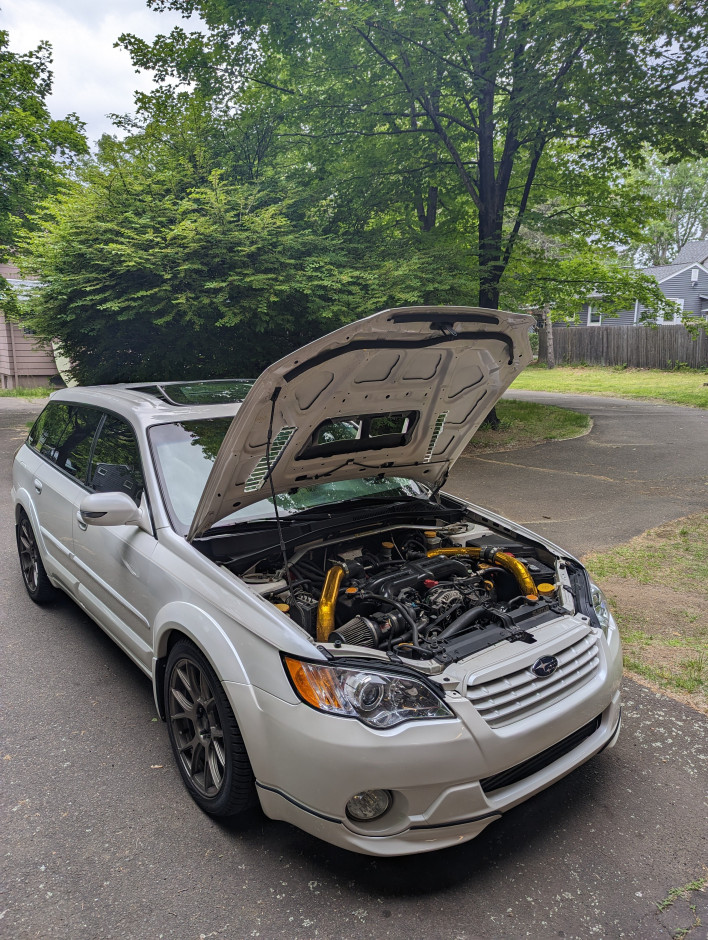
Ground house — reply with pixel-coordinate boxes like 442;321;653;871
579;239;708;327
0;263;59;390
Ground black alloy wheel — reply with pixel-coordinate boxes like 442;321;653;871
165;640;256;817
16;512;57;604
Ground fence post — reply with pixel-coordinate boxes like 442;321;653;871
544;306;555;369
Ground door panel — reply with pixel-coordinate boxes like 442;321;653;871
25;403;102;586
71;413;158;669
72;520;158;667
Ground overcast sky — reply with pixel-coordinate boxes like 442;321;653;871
2;0;203;144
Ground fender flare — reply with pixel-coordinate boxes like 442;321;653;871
152;601;249;718
14;489;51;561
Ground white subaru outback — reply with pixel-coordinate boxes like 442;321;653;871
12;306;622;856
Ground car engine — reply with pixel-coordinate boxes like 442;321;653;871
247;525;568;664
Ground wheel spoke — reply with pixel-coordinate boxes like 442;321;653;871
188;737;204;777
178;733;199;757
211;736;225;767
175;664;194;698
171;687;194;715
187;662;202;700
207;744;223;790
168;653;229;800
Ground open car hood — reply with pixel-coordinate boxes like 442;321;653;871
188;306;533;540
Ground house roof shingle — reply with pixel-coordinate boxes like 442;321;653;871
642;263;685;280
673;240;708;265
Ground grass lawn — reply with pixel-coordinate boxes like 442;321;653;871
466;399;591;453
0;387;52;398
584;513;708;714
511;363;708;408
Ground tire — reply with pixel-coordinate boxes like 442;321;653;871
165;639;257;818
16;511;58;604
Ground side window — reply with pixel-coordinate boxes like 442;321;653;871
27;403;102;481
88;415;144;504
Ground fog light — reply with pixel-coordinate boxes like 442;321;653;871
346;789;392;821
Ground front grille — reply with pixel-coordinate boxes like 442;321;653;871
480;714;602;794
466;632;600;728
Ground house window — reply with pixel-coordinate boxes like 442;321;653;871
587;305;602;325
660;298;684;324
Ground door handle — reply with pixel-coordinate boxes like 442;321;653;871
34;479;43;494
76;510;87;531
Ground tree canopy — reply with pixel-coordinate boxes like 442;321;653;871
0;29;87;258
623;152;708;267
15;2;708;383
123;0;708;307
21;94;479;383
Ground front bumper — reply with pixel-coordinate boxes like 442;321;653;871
225;660;622;856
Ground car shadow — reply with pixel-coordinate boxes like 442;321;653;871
218;756;613;896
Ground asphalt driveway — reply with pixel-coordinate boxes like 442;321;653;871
451;390;708;557
2;393;707;940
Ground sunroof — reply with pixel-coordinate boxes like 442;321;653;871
131;379;256;405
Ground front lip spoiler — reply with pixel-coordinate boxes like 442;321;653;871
408;811;501;831
255;781;342;825
256;780;502;834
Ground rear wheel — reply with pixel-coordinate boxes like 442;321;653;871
16;512;57;604
165;640;257;817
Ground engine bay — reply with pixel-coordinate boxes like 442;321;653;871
236;519;573;664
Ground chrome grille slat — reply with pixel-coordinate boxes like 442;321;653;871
466;633;601;728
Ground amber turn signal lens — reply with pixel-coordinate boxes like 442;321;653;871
284;657;343;710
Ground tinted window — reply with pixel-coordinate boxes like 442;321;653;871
89;415;144;503
27;402;102;481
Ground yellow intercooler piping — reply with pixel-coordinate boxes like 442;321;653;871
316;562;348;642
426;547;538;599
315;547;538;643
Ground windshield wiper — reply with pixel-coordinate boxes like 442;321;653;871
293;496;431;518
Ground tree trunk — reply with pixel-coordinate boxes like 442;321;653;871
477;216;503;425
482;405;501;429
544;304;555;370
477;211;504;309
414;186;439;232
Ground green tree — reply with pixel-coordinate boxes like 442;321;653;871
623;152;708;266
18;94;478;383
0;29;87;256
124;0;708;308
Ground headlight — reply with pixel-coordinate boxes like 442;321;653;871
283;657;454;729
590;582;616;636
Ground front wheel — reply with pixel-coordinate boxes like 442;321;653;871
16;511;57;604
165;640;257;818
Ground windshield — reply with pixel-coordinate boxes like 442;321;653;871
149;417;432;535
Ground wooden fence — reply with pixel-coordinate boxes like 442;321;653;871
538;324;708;369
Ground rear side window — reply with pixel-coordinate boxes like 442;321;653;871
27;402;102;481
88;414;144;503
